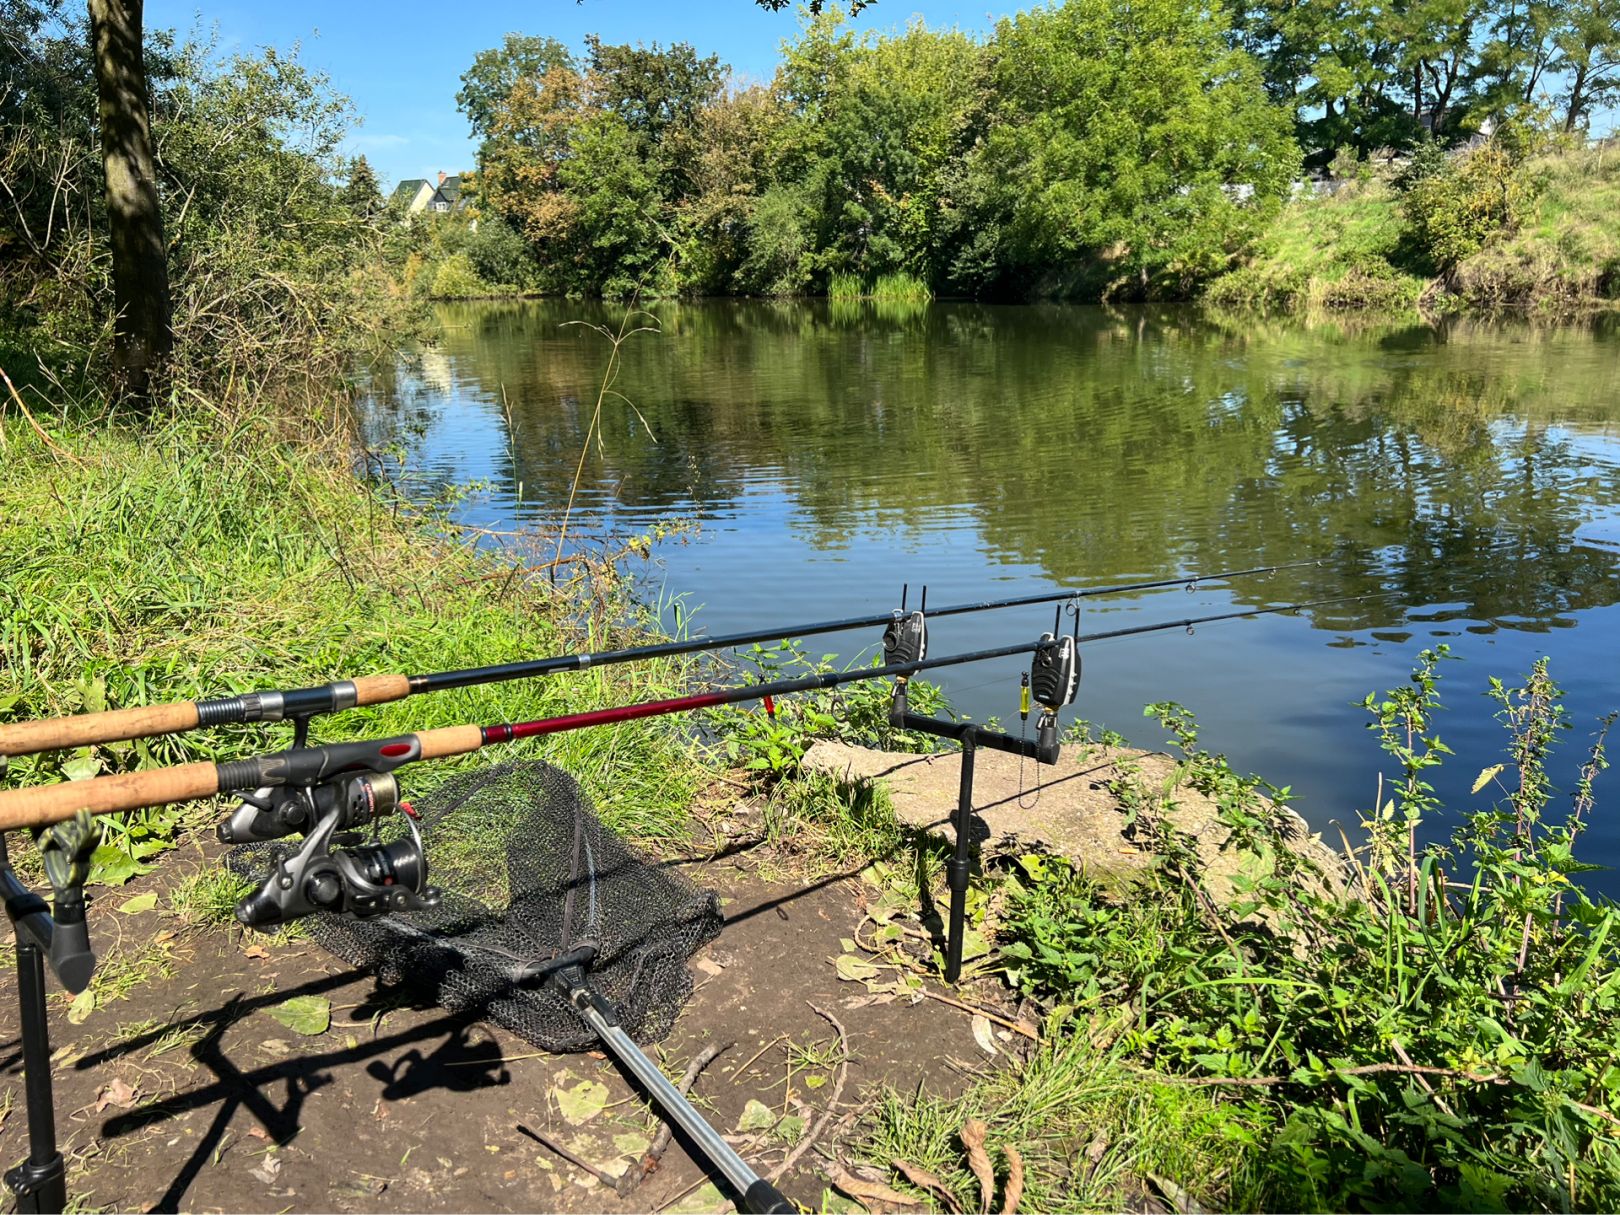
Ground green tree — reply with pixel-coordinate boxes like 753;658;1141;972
1551;0;1620;131
456;33;574;141
342;154;382;218
968;0;1299;297
798;19;985;284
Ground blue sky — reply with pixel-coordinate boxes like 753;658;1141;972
146;2;1017;188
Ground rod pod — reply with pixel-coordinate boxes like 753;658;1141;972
547;965;793;1213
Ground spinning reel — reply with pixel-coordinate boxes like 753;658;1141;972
216;724;439;930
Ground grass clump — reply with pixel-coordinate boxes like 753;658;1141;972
827;271;865;301
1209;141;1620;314
0;406;708;884
866;1028;1271;1212
1203;180;1425;312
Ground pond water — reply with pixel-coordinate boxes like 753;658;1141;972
361;300;1620;890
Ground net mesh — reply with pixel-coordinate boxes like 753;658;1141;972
227;760;721;1052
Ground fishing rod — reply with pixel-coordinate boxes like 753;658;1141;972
0;593;1368;846
0;560;1321;758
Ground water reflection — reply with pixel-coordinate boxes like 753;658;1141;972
361;301;1620;888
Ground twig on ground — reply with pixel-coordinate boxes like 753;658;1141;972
516;1123;621;1186
618;1041;732;1198
1;366;82;465
766;1003;849;1184
731;1033;788;1083
920;989;1040;1042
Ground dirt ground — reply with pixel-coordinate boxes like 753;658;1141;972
1;825;1031;1214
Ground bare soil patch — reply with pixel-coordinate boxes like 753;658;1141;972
1;832;1024;1213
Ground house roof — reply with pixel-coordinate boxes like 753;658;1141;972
389;178;429;205
435;176;463;204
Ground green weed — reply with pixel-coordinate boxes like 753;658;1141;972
987;655;1620;1211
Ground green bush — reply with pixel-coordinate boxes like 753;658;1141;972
425;251;491;299
998;652;1620;1210
1402;143;1536;269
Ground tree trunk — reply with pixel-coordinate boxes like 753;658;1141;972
88;0;171;403
1564;62;1587;132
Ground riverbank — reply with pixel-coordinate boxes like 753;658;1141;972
1206;142;1620;314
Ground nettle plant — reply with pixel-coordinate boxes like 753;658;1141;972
1000;649;1620;1211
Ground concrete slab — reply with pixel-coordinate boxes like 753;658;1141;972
801;738;1345;905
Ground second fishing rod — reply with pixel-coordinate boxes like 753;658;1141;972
0;560;1321;758
0;593;1368;836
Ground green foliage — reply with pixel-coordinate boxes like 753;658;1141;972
994;661;1620;1210
1;13;401;402
968;0;1300;298
708;639;948;780
1403;143;1538;269
457;4;1297;301
0;409;708;876
424;251;490;299
456;34;574;140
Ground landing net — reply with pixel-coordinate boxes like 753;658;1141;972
228;760;721;1051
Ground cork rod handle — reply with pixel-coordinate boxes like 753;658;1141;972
0;701;202;759
0;762;221;833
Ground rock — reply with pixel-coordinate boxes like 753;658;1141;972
801;740;1345;906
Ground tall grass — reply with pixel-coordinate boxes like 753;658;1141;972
825;271;934;303
0;405;708;884
871;272;932;303
827;271;864;300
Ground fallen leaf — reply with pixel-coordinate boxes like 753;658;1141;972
247;1126;272;1141
737;1098;778;1133
243;944;270;960
693;956;725;978
1084;1131;1110;1169
971;1015;998;1058
93;1078;138;1113
1002;1144;1024;1215
553;1078;609;1125
961;1119;995;1215
775;1114;806;1144
117;892;158;915
893;1159;964;1214
67;988;96;1025
258;1039;292;1056
835;954;880;982
805;1074;828;1089
249;1155;283;1186
267;995;330;1036
828;1165;925;1211
1147;1174;1205;1214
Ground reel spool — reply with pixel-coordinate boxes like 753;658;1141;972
233;769;439;929
218;769;400;844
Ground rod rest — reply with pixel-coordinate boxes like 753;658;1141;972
890;692;1060;764
1;859;94;996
